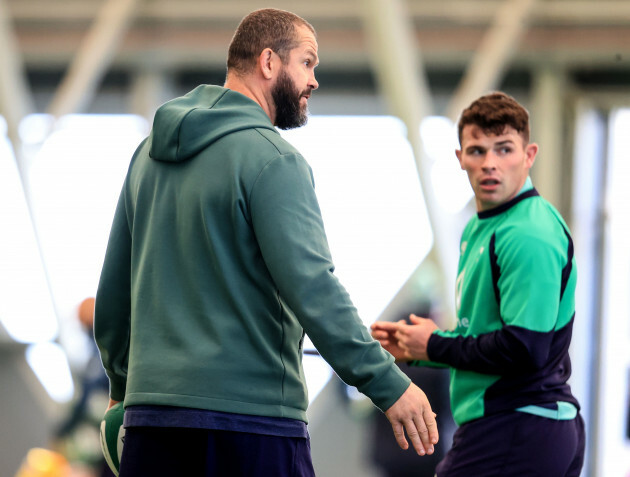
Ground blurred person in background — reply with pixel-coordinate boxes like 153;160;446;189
53;297;113;477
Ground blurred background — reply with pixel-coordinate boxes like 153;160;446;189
1;0;629;476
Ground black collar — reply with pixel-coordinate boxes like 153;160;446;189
477;188;540;219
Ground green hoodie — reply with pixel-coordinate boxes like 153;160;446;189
94;85;410;422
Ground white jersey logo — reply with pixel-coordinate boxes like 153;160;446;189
455;269;465;313
457;317;470;329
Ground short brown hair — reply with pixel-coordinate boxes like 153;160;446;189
227;8;315;75
457;92;530;146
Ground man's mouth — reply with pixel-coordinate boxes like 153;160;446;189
479;178;500;190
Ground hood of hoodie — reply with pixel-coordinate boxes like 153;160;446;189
149;85;278;163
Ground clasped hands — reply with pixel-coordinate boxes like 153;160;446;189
371;313;439;362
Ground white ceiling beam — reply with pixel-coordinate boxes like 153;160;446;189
129;70;174;122
446;0;539;122
0;0;34;147
361;0;432;124
361;0;458;323
7;1;630;25
47;0;141;118
530;66;567;210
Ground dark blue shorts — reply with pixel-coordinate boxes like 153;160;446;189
436;410;585;477
118;426;315;477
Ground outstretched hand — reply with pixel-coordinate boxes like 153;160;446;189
384;383;439;455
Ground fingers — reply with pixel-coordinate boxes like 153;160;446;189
403;418;425;456
386;406;438;456
424;406;440;447
371;329;390;340
395;333;410;357
409;313;424;324
371;321;400;332
372;329;395;348
414;417;433;456
106;398;121;412
394;329;409;349
389;421;409;451
396;416;435;456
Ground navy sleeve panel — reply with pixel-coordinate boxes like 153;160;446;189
488;233;502;313
559;226;574;301
428;325;554;375
483;315;579;415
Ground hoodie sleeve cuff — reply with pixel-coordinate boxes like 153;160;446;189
107;374;127;402
360;364;411;412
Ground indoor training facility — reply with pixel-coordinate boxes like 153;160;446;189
1;1;629;476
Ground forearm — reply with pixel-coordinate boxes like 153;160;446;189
428;325;554;375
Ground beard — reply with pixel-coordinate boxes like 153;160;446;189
272;69;310;130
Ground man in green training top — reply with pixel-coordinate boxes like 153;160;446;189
95;8;438;476
372;92;584;476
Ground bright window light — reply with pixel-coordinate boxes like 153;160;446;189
25;342;75;402
597;108;630;477
282;116;433;328
19;113;55;145
27;115;148;341
420;116;473;214
420;116;457;160
0;118;58;343
303;354;333;404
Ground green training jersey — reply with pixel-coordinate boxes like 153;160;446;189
418;179;579;425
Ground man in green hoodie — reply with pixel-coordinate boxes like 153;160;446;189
95;8;438;476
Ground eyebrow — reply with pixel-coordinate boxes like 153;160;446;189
465;144;485;152
305;49;319;66
464;139;515;151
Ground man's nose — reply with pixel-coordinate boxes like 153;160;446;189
481;151;497;169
